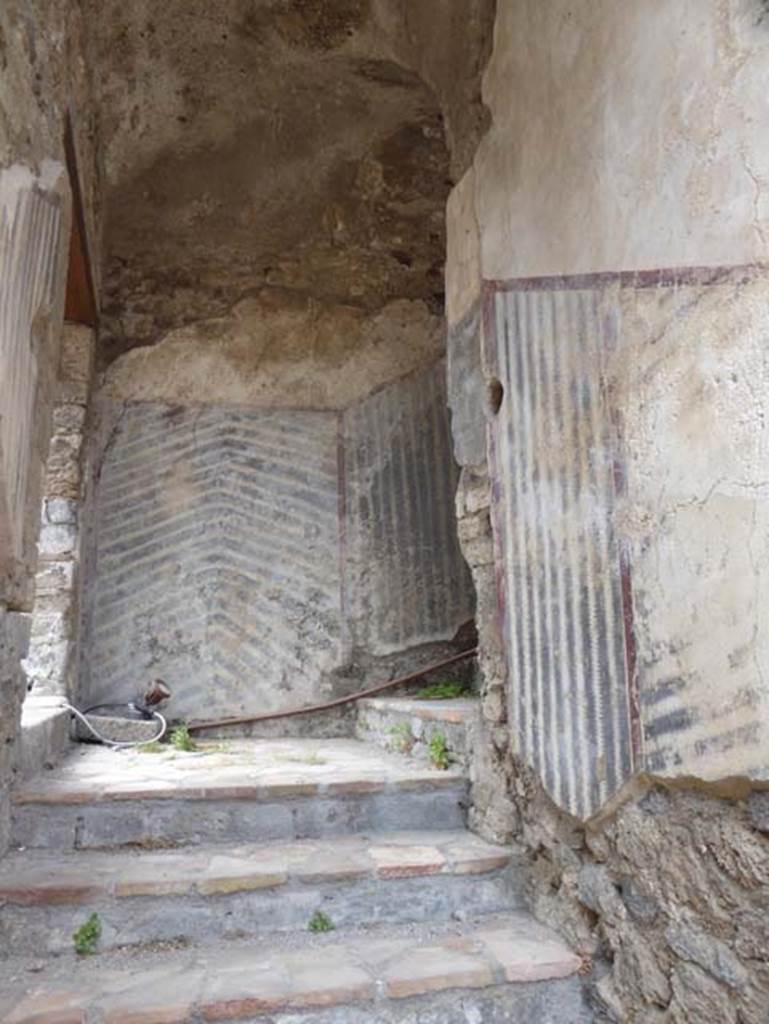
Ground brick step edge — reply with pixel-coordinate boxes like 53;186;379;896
5;916;584;1024
0;831;511;905
11;771;466;806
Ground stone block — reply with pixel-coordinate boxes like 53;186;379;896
34;560;75;596
17;700;71;776
60;324;94;385
24;638;70;686
382;944;494;998
52;404;87;433
5;991;86;1024
447;302;487;468
577;864;626;923
44;435;82;498
669;962;738;1024
619;878;659;925
106;1008;190;1024
38;523;77;557
460;534;495;568
30;610;72;642
284;953;375;1009
0;880;100;906
115;877;193;898
665;922;748;990
45;497;78;525
747;792;769;833
458;512;491;542
57;379;90;404
476;926;582;983
611;921;671;1007
481;687;505;724
370;843;446;878
197;863;287;895
464;478;491;515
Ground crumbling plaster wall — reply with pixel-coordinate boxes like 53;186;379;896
84;0;491;365
447;1;769;1020
0;1;100;853
99;293;444;411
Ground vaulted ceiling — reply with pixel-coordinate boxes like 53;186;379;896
85;0;495;367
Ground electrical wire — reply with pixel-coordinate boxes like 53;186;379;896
188;646;478;734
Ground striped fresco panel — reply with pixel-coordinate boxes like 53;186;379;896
489;287;634;819
343;362;474;655
84;406;342;719
0;180;63;562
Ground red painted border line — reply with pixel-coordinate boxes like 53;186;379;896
605;385;643;772
483;261;768;294
336;410;350;658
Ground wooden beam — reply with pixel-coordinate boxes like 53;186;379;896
63;115;98;326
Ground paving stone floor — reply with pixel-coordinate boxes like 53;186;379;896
13;737;465;804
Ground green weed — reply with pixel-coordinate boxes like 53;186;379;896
415;680;470;700
428;731;451;771
308;910;335;933
73;913;101;956
276;753;329;766
169;724;197;752
387;721;414;754
137;741;165;753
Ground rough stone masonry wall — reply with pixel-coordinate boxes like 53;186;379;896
25;325;95;699
0;1;99;854
447;2;769;1020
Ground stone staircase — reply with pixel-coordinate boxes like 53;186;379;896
0;732;592;1023
356;696;481;769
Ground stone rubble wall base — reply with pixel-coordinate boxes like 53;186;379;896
0;607;31;855
25;325;94;700
446;278;769;1020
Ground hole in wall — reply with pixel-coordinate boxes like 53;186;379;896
487;378;504;416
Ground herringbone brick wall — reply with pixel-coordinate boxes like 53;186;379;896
81;367;473;719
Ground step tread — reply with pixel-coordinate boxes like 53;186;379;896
0;830;511;905
359;697;480;724
2;915;582;1024
12;738;465;806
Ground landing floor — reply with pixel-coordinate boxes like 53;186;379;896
12;737;464;806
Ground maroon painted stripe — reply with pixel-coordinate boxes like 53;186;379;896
336;411;349;646
485;262;768;294
605;388;643;772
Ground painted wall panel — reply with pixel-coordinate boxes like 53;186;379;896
485;266;769;812
488;285;635;819
0;166;65;597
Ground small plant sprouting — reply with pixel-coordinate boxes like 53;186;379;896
415;680;470;700
308;910;335;933
73;912;101;956
170;724;196;752
276;753;329;766
428;731;451;771
137;740;165;754
387;721;414;755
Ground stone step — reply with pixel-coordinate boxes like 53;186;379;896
1;914;590;1024
11;739;468;850
0;830;522;954
356;697;480;769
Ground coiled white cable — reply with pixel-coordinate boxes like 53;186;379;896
59;701;168;749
